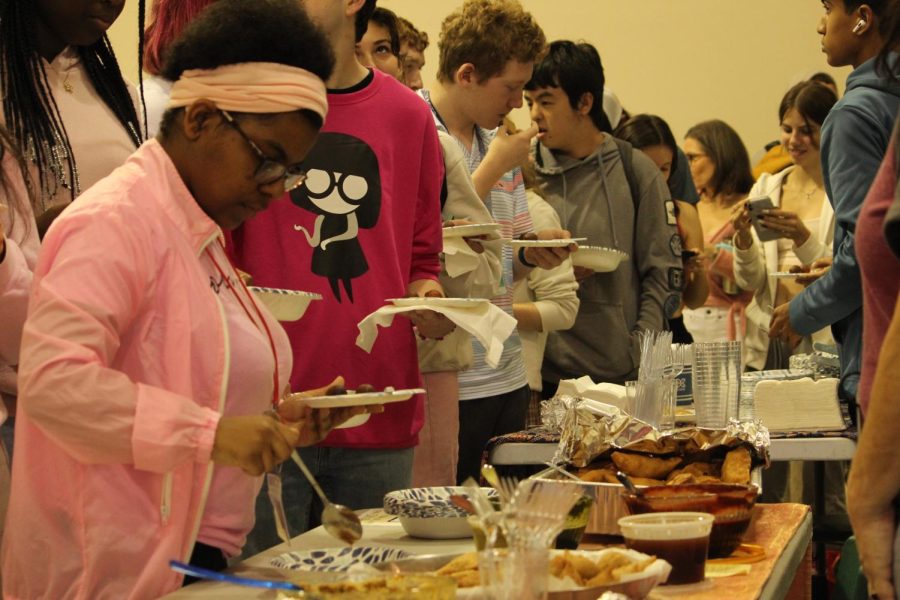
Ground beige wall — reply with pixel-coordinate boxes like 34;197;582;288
107;1;849;154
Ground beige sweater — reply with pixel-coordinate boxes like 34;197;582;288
513;191;580;391
416;131;502;373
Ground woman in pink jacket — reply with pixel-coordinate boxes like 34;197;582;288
1;1;369;598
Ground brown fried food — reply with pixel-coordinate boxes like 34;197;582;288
578;468;618;483
586;552;634;585
722;446;752;484
630;476;665;486
667;462;718;484
569;553;601;580
449;569;480;588
666;471;696;485
611;452;681;479
549;553;568;578
560;558;585;586
436;552;478;575
611;556;657;579
696;475;723;484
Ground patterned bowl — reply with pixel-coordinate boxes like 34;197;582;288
270;546;410;572
383;486;497;539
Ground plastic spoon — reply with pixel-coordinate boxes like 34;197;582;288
290;451;362;545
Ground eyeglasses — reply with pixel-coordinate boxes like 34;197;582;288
219;110;307;192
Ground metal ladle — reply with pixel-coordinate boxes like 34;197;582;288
290;451;362;545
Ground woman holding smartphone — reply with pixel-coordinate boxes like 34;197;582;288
731;81;838;370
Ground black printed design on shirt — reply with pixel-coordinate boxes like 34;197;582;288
664;293;681;319
209;273;239;294
668;266;684;291
669;233;683;257
290;133;382;303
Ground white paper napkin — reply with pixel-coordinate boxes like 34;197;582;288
356;301;517;368
556;376;629;411
442;236;481;278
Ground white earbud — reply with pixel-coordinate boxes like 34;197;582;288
852;19;866;33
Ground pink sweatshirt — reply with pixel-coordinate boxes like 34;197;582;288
1;140;292;599
230;70;443;448
857;135;900;415
0;149;40;417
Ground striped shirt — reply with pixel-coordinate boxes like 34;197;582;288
419;91;531;400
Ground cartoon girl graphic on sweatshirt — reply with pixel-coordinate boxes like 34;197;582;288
290;132;381;302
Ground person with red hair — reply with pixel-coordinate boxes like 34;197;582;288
142;0;218;137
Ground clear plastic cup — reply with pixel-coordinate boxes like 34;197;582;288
478;547;549;599
692;341;741;428
618;512;714;585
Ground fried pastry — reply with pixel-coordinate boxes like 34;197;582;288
578;467;618;483
435;552;478;576
449;569;480;588
721;446;751;484
611;451;681;479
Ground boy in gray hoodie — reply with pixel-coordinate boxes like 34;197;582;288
525;41;683;389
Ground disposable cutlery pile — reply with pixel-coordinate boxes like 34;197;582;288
633;330;677;428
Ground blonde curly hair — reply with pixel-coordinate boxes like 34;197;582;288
437;0;545;83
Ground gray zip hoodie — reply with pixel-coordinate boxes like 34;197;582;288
534;135;683;384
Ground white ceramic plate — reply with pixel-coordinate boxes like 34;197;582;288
285;388;424;409
442;223;502;239
507;238;586;248
249;287;322;322
570;246;629;272
270;546;410;572
388;297;488;309
769;271;804;278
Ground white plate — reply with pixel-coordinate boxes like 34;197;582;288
570;246;629;272
442;223;502;239
285;388;425;409
271;546;410;572
388;297;488;309
335;412;371;429
249;287;322;322
507;238;586;248
769;271;803;278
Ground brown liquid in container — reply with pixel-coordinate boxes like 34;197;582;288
625;536;708;585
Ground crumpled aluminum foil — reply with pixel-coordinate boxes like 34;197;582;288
547;395;770;468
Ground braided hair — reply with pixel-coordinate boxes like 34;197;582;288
0;0;143;208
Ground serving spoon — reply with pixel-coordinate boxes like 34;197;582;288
615;470;644;497
290;451;363;545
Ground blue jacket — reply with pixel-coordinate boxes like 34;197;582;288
789;54;900;401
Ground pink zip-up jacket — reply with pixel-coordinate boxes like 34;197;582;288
1;140;291;599
0;149;40;417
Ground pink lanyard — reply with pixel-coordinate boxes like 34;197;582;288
205;240;281;409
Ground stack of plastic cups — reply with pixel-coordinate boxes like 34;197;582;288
692;341;742;428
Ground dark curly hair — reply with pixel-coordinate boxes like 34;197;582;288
0;0;142;205
159;0;335;134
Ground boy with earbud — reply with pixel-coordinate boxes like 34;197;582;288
769;0;900;410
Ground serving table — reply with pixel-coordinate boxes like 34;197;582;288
163;503;811;600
